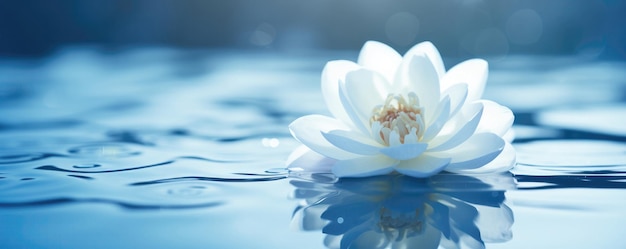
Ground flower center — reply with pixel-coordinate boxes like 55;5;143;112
370;93;425;145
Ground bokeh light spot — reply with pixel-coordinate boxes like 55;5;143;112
505;9;543;45
385;12;420;47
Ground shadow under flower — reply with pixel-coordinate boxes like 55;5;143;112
290;173;515;249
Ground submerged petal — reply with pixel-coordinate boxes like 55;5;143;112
321;60;361;127
357;41;402;83
441;59;488;102
395;154;451;178
332;155;398;177
289;115;360;160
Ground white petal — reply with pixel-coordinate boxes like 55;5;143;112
289;115;360;160
332;155;398;177
322;130;383;155
428;102;484;151
442;83;469;118
476;100;514;137
341;69;390;133
380;142;428;160
357;41;402;83
430;133;506;172
338;79;372;135
441;59;488;102
502;128;515;143
388;130;402;147
422;95;451;142
370;121;386;145
448;142;515;174
286;145;335;173
395;54;441;121
321;60;361;126
403;128;419;144
404;41;446;78
395;154;451;178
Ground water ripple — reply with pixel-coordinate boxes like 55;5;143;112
129;175;287;186
0;197;222;210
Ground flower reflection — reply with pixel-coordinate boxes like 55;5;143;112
290;173;514;249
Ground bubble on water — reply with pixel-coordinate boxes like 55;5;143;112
337;217;344;224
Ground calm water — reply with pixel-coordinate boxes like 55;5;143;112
1;48;625;249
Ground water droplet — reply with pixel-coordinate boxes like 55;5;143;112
265;168;287;174
337;217;344;224
73;164;101;169
165;184;216;198
68;144;141;158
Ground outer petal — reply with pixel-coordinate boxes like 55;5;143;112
448;142;515;174
289;115;360;160
404;41;446;78
286;145;335;173
394;54;441;121
332;155;398;178
395;154;451;178
441;59;488;102
357;41;402;83
321;60;361;127
380;142;428;160
322;130;384;156
430;133;506;172
475;100;514;137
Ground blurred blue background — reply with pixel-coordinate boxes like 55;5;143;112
1;0;624;59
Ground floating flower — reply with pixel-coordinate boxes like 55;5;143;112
290;173;515;249
288;41;515;178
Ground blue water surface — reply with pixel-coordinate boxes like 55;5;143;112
1;48;625;249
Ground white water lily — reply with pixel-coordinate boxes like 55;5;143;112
288;41;515;178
